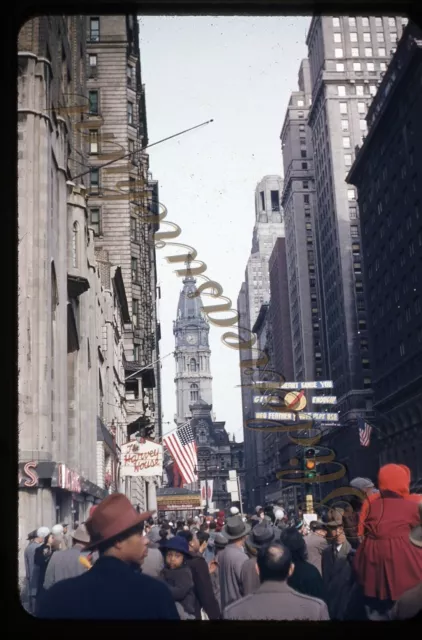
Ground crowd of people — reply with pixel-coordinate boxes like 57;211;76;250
22;463;422;620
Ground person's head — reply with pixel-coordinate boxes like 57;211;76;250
187;518;194;528
327;523;346;544
309;521;327;538
51;534;64;551
280;527;308;563
209;520;217;532
163;536;191;569
45;533;53;546
197;531;210;554
378;464;410;497
159;528;168;542
176;520;184;532
256;543;294;583
214;532;228;556
86;493;152;566
223;515;251;547
350;477;376;498
52;524;64;537
36;526;50;543
71;524;90;549
177;529;199;553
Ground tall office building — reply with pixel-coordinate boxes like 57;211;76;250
305;16;406;482
347;21;422;480
281;59;326;384
238;176;284;508
86;15;161;509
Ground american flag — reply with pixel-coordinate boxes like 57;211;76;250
163;422;197;485
358;418;373;447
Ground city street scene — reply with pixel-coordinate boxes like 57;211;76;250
17;13;422;620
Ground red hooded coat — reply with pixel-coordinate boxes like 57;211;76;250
354;464;422;601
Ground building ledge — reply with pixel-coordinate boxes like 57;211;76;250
68;274;90;298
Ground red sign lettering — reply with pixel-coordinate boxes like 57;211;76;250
23;462;38;487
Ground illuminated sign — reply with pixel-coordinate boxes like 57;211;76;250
18;461;39;488
254;412;339;422
254;381;333;390
312;396;337;404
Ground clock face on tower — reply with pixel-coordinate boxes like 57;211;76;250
186;333;197;345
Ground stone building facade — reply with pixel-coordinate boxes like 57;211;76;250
86;14;161;510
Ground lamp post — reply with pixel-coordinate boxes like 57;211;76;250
197;446;212;515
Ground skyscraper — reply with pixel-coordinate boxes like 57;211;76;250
238;175;284;508
281;59;326;384
305;16;406;481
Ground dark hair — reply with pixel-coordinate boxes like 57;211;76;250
310;521;326;533
147;517;154;526
257;543;292;582
209;521;217;530
176;520;184;530
187;518;194;527
280;527;307;563
177;530;193;544
199;523;208;532
97;521;144;554
159;528;168;540
197;531;209;545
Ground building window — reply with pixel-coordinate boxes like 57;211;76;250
301;149;307;158
334;33;342;43
72;222;79;268
304;194;310;204
336;62;345;71
90;167;99;194
356;281;364;292
351;225;359;237
380;62;387;71
344;154;352;167
388;17;396;28
299;124;305;132
355;85;364;96
351;48;359;57
130;217;137;241
360;119;367;131
89;208;100;236
189;359;197;373
88;90;98;115
369;85;377;96
298;111;304;118
350;206;357;218
90;17;100;42
131;257;138;282
301;162;308;170
89;130;98;154
362;17;370;27
88;54;97;76
333;17;340;27
343;137;351;149
132;299;139;327
350;32;358;42
367;62;375;71
306;222;312;231
339;102;348;114
270;190;280;211
303;181;309;189
338;85;346;96
134;345;140;362
359;319;367;330
358;102;366;113
399;342;405;357
352;243;360;255
378;48;386;56
376;32;385;42
128;102;134;125
297;99;304;107
353;62;362;71
260;191;265;210
341;119;349;131
375;17;383;27
363;32;372;43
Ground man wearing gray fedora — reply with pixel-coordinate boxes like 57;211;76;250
241;521;276;596
219;515;251;610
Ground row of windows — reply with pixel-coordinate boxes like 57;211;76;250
332;16;401;29
340;101;368;115
333;31;398;44
335;60;387;72
87;90;135;125
338;84;378;97
334;46;392;58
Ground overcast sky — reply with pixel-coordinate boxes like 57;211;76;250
139;15;311;441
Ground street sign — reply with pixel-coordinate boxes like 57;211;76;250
226;479;238;493
312;396;337;404
228;470;237;480
254;411;339;422
254;381;333;390
230;492;239;502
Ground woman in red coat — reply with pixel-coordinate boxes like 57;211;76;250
354;464;422;620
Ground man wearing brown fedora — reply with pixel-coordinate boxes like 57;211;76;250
37;494;179;619
219;515;251;610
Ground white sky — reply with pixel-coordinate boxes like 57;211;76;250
139;15;310;441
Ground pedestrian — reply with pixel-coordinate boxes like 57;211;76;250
197;531;210;556
219;514;250;610
354;464;422;620
160;536;196;620
230;506;239;515
390;502;422;620
280;527;326;601
43;524;92;590
24;527;48;614
223;542;330;620
34;531;58;614
61;523;73;550
242;520;276;595
215;510;225;532
177;530;220;620
141;526;164;579
350;477;380;543
37;493;179;619
305;521;328;574
208;533;228;609
321;519;355;620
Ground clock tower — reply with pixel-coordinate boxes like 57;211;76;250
173;273;213;425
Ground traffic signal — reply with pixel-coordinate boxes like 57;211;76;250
304;447;317;478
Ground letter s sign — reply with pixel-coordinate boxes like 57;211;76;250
23;462;38;488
